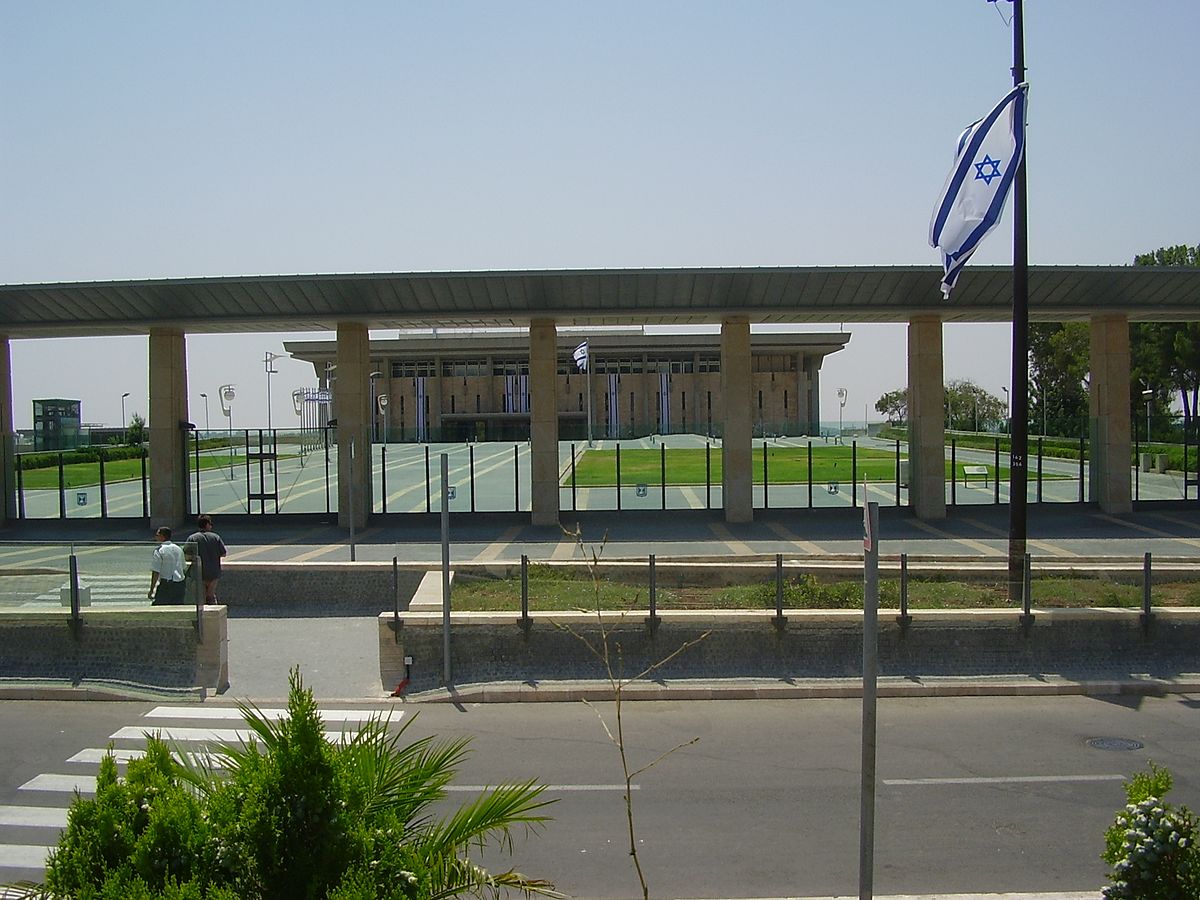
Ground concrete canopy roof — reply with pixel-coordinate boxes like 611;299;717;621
2;265;1198;338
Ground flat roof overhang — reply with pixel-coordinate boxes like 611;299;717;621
2;265;1199;338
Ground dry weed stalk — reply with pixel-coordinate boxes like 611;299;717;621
555;523;711;900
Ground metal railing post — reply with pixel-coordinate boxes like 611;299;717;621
58;453;66;519
775;554;784;618
616;443;622;511
521;554;530;628
381;445;388;514
706;442;711;509
763;441;769;509
1142;551;1153;628
1037;437;1044;503
1019;552;1034;627
895;440;901;507
141;448;149;519
68;547;82;638
647;553;659;630
1079;435;1085;503
99;449;108;519
808;441;813;508
425;446;431;513
571;443;577;512
852;440;858;509
994;438;1001;505
661;443;667;510
513;444;519;512
898;552;911;626
950;440;957;506
441;453;452;683
470;445;476;513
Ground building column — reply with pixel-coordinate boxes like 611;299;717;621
335;322;371;529
149;328;189;524
721;316;753;523
1089;314;1132;514
0;338;15;525
907;315;946;520
529;319;559;526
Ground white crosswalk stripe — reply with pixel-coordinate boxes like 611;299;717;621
22;573;150;607
0;702;396;879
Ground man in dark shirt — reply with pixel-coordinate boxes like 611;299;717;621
187;514;228;603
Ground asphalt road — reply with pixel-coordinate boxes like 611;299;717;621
2;694;1196;897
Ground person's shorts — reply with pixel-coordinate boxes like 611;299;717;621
153;579;187;604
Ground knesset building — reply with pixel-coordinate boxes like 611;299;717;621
283;330;850;444
1;264;1197;528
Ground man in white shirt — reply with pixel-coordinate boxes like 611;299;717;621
149;526;187;605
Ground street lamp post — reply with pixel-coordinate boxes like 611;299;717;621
120;392;130;444
199;392;210;433
1143;388;1153;444
837;387;847;439
264;352;283;472
369;371;383;443
1001;386;1010;433
219;384;236;477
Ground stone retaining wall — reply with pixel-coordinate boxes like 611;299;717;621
380;608;1200;693
0;607;228;692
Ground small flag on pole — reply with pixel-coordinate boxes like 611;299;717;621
929;82;1029;299
572;340;589;372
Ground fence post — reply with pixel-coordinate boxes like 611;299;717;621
58;453;66;519
897;552;911;627
661;443;667;510
1078;435;1085;503
763;441;770;509
469;445;476;513
773;553;787;628
1019;552;1034;628
68;547;82;639
571;444;577;512
140;449;149;519
1037;437;1044;503
1142;551;1153;629
646;553;660;633
706;442;711;509
616;443;622;512
520;554;531;634
381;445;388;514
994;438;1001;505
441;453;451;683
851;440;858;509
16;460;25;520
950;440;957;506
808;441;813;508
99;449;108;519
894;440;901;507
425;446;431;513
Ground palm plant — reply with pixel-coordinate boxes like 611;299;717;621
20;669;558;899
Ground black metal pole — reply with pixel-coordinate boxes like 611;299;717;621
616;443;622;511
571;443;577;512
140;448;148;519
706;442;711;509
950;439;957;506
994;438;1001;505
469;445;475;513
58;453;66;519
852;440;858;509
513;444;519;512
762;441;769;509
807;441;813;508
661;443;667;510
425;446;431;513
1007;0;1030;605
381;445;388;514
99;449;108;519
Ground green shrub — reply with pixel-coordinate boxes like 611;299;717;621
752;574;900;610
20;669;557;899
17;446;146;470
1102;762;1199;899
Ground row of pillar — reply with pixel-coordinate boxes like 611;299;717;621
0;313;1138;529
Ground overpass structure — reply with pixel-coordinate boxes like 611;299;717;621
1;264;1198;528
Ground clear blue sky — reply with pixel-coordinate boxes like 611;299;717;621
2;1;1196;429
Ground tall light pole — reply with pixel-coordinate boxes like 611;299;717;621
120;392;130;444
199;392;210;433
369;371;383;443
264;352;283;433
1143;388;1153;444
837;387;848;438
219;384;236;477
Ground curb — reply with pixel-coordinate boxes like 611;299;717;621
404;675;1200;704
0;678;207;702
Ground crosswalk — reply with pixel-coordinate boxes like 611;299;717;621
0;703;393;884
21;573;150;608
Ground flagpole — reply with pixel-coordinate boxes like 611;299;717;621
1007;0;1029;605
586;350;594;447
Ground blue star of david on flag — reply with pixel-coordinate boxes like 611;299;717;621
929;82;1029;299
973;154;1002;185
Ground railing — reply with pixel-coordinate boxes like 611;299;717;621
0;540;206;637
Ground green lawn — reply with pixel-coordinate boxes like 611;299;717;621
451;571;1200;612
562;446;1046;487
20;454;242;490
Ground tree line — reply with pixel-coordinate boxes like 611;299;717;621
876;243;1199;440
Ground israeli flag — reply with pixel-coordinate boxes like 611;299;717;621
572;340;589;372
929;82;1029;298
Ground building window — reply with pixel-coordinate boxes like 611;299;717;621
699;355;720;373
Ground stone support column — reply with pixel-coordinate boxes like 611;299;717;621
148;328;189;524
0;338;15;525
721;317;753;523
529;319;560;526
907;315;946;520
1089;314;1132;513
335;322;372;529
